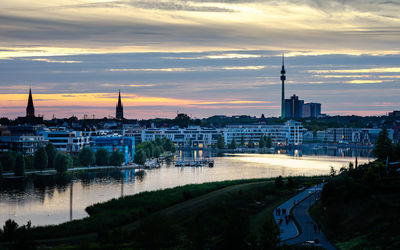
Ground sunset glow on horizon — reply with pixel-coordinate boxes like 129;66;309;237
1;0;399;118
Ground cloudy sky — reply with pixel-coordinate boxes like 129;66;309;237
1;0;399;119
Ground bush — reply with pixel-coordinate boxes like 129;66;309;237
286;177;296;189
14;154;25;176
54;153;72;173
34;146;48;171
95;148;109;166
79;147;95;167
275;176;283;189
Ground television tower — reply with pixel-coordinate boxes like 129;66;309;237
280;53;286;118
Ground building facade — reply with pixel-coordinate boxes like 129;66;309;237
285;95;304;119
91;136;135;164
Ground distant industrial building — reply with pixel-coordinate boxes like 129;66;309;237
303;103;321;118
389;111;400;117
285;95;304;119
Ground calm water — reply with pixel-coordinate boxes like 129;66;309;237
0;151;372;227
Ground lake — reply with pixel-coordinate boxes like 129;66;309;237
0;151;372;227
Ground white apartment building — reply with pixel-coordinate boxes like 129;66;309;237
140;121;303;147
320;128;394;144
38;128;90;152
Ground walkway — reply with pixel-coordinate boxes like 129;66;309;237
1;165;140;176
273;183;336;249
285;192;336;250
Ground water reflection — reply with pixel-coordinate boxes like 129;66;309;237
0;151;372;227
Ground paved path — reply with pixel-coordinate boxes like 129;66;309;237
274;183;336;250
1;165;140;176
285;192;336;250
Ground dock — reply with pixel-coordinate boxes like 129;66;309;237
175;159;214;168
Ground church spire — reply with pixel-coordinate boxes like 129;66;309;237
116;90;124;119
26;88;35;117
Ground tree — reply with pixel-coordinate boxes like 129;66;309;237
373;127;393;161
24;155;34;170
229;138;237;149
79;147;95;167
173;113;191;128
134;150;146;165
240;136;245;147
258;220;280;249
14;154;25;176
95;148;109;166
3;219;18;242
330;166;336;177
266;136;273;148
275;176;283;189
153;146;161;158
248;138;255;148
217;135;225;149
109;150;124;166
34;146;48;171
54;153;72;173
45;143;57;169
0;151;17;171
259;135;266;148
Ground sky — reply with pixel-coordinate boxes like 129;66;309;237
1;0;399;119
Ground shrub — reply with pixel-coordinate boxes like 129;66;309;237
275;176;283;189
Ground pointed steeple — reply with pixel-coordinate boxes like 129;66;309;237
280;53;286;119
26;88;35;117
116;90;124;119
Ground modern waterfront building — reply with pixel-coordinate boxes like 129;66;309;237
0;135;47;154
91;136;135;165
38;128;90;153
141;121;303;147
322;128;394;144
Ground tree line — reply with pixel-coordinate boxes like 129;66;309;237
0;143;125;176
134;138;176;165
